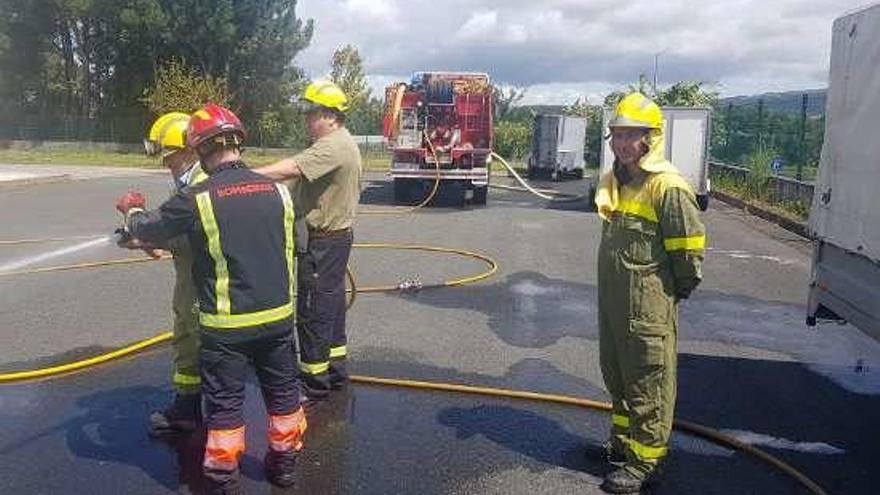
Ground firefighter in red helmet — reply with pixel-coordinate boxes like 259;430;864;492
116;103;307;494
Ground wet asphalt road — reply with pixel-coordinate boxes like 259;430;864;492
1;170;879;494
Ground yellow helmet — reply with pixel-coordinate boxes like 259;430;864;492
608;92;663;129
145;112;190;156
302;80;349;112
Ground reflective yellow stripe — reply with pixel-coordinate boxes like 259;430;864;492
329;345;347;359
173;372;201;386
276;184;296;308
623;438;668;461
191;167;208;185
612;414;630;428
200;303;293;329
299;361;330;375
617;200;658;223
664;235;706;251
196;191;230;315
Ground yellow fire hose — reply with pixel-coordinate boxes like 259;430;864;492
359;130;443;215
0;330;829;495
489;152;585;202
0;247;828;494
0;155;827;494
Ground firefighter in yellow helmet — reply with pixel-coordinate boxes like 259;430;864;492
255;80;362;403
122;112;208;436
594;93;706;493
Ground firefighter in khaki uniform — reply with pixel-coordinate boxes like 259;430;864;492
594;93;706;494
256;80;362;401
121;112;208;436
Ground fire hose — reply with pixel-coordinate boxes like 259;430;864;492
0;244;830;495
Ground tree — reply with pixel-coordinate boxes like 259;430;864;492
140;58;229;115
0;0;314;141
330;44;369;113
492;85;526;121
604;74;717;108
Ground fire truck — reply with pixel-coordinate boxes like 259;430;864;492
383;72;494;205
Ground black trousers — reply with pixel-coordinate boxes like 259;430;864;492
201;321;302;430
297;230;353;397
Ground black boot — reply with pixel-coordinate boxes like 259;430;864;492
203;467;245;495
601;466;653;494
148;393;201;437
264;449;299;487
605;441;627;467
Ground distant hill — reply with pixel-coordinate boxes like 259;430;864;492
720;89;826;117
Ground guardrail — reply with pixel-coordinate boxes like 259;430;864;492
709;161;815;205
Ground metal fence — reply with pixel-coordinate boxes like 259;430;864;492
709;161;815;205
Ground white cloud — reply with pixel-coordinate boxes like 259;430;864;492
297;0;872;104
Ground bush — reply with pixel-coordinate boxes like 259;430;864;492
744;148;776;200
494;120;532;159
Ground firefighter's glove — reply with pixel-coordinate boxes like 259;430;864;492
116;190;147;214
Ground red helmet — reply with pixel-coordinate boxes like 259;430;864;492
186;103;246;149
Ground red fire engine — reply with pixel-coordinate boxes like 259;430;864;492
383;72;493;205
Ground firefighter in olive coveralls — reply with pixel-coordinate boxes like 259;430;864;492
595;93;706;494
123;112;208;436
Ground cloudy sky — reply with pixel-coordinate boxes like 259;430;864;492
297;0;871;105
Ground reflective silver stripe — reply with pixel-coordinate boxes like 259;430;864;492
276;184;296;309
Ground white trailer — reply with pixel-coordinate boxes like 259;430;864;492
527;115;587;180
591;107;712;210
807;4;880;339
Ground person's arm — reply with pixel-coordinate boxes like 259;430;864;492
118;191;196;244
258;140;339;183
253;157;304;181
659;186;706;300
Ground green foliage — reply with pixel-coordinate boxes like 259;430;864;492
256;109;282;149
744;147;775;200
346;96;383;135
0;0;313;141
141;58;229;115
604;74;717;108
711;99;823;176
494;120;532;159
330;44;370;112
492;85;526;121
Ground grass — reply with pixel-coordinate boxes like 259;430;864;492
0;147;393;171
711;171;810;221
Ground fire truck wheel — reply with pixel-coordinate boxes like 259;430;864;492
393;178;413;204
472;185;488;206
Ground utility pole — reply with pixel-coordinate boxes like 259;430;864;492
726;102;733;156
652;50;666;95
757;98;764;151
798;93;808;181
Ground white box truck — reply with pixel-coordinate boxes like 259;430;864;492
807;4;880;340
590;107;712;210
527;115;587;180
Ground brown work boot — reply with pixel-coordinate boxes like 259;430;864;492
148;393;201;437
264;449;299;487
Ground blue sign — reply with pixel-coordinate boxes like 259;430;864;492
771;157;784;174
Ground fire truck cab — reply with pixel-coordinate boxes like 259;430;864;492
383;72;494;205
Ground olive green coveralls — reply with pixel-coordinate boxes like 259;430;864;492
595;132;706;476
166;166;208;395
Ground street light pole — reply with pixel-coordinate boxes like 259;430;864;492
652;50;667;95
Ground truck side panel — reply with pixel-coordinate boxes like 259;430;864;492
807;5;880;337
